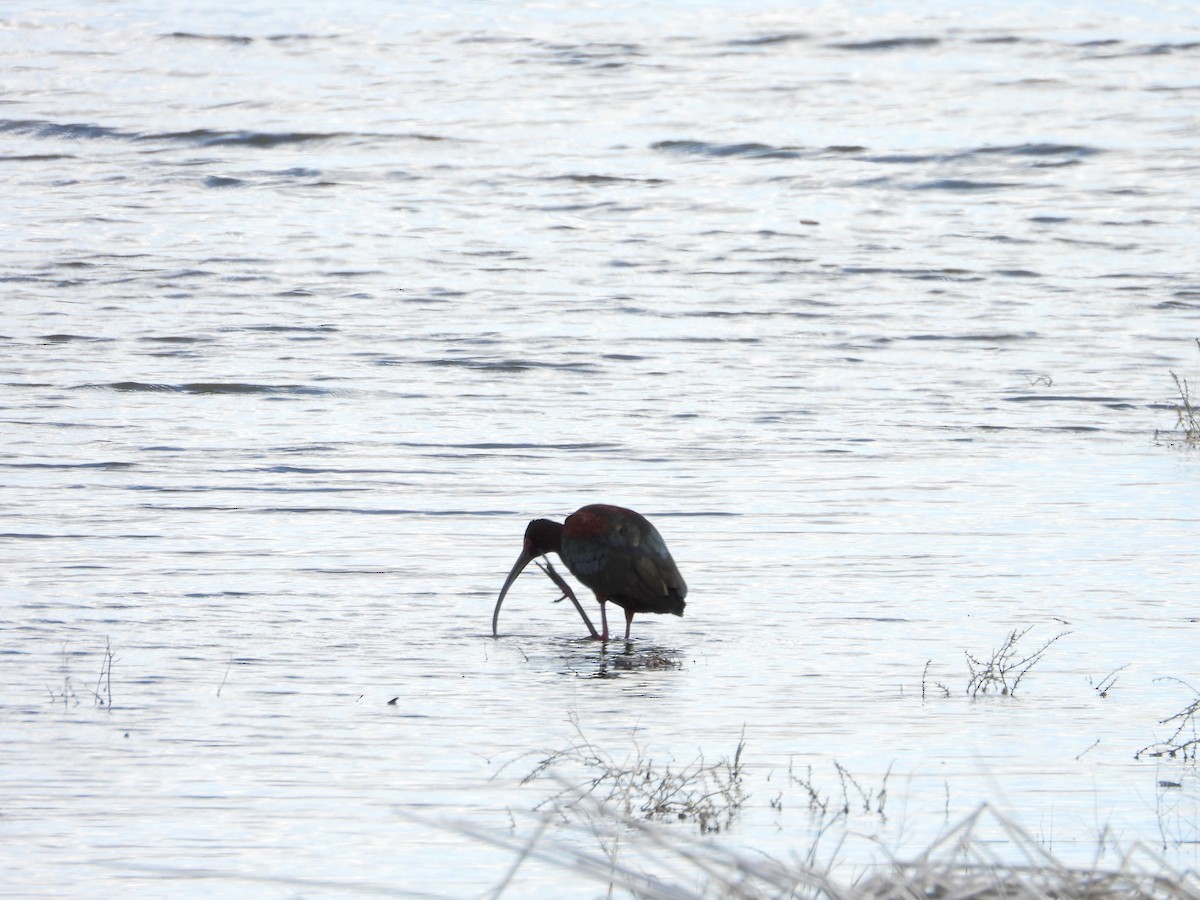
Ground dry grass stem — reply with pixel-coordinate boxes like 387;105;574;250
520;715;746;835
858;803;1200;900
452;796;1200;899
45;639;115;708
1157;338;1200;447
1172;369;1200;443
93;636;115;708
921;659;950;700
46;643;78;706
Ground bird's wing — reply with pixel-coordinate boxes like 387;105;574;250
562;524;686;604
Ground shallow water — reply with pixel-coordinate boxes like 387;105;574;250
4;1;1200;895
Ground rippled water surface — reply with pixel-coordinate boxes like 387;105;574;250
4;1;1200;895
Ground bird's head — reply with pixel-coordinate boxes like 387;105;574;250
522;518;563;557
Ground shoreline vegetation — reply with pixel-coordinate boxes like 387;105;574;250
458;797;1200;899
470;635;1200;898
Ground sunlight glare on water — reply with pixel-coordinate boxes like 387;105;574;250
3;0;1200;895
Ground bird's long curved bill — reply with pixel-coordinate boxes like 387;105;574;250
492;551;600;639
493;550;535;637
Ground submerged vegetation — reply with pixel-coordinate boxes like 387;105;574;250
964;626;1070;698
1136;678;1200;762
922;626;1069;699
516;715;746;835
45;638;115;708
783;759;890;824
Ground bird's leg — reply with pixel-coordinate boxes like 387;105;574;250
597;596;610;643
535;560;599;640
536;559;577;605
623;608;635;642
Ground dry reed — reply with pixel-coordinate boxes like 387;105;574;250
464;796;1200;899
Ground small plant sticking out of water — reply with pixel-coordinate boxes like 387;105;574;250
1156;338;1200;448
1170;367;1200;442
787;758;891;821
94;636;115;708
1089;664;1128;699
964;626;1069;698
46;644;78;707
519;715;746;835
921;659;951;700
1135;678;1200;762
45;639;115;708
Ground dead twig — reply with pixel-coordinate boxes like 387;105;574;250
965;627;1069;697
1135;677;1200;761
1090;664;1128;699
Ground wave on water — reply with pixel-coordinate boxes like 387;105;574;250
162;31;254;45
549;174;666;185
652;140;806;159
653;139;1102;166
79;382;338;396
913;179;1018;191
0;118;452;149
155;129;344;148
513;40;644;68
203;175;244;188
725;32;809;47
0;120;128;141
231;324;339;333
1;460;136;470
975;143;1101;158
160;31;334;44
40;334;114;343
1003;394;1139;407
827;36;941;51
406;357;599;373
902;332;1036;342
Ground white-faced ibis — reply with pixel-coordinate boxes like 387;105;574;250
492;504;687;642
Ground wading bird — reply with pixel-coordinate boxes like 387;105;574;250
493;504;687;642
